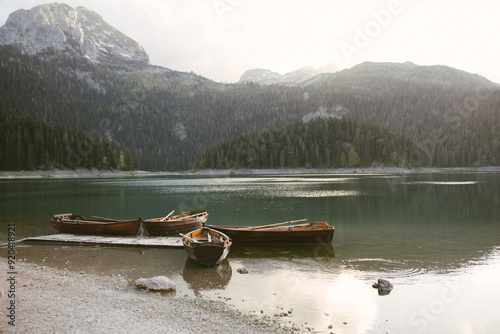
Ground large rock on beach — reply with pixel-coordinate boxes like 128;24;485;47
135;276;176;292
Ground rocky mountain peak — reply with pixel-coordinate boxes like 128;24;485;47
0;3;149;65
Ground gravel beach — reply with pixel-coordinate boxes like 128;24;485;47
0;258;294;334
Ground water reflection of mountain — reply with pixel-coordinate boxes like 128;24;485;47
181;259;232;293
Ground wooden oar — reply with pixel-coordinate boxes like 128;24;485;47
255;222;312;231
160;210;175;222
179;233;201;244
91;216;122;222
241;219;307;230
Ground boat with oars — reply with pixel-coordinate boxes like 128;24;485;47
50;213;142;236
207;219;334;244
181;227;232;267
143;210;208;235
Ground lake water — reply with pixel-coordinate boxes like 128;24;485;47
1;172;500;333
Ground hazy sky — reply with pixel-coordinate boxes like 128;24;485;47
1;0;499;83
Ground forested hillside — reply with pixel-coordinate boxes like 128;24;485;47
0;46;319;170
0;112;138;171
195;117;432;169
1;46;499;171
306;62;500;167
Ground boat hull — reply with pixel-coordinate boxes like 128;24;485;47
184;243;230;267
51;214;141;236
182;227;231;267
144;210;208;235
207;223;334;244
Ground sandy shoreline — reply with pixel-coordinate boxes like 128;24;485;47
1;166;500;179
0;258;294;333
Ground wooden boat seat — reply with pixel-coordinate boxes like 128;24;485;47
190;231;227;245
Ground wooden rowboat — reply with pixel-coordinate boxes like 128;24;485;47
207;220;334;244
50;213;141;236
182;227;232;267
143;210;208;236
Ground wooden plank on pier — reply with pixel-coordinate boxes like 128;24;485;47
23;234;183;248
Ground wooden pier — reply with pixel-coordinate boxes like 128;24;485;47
22;234;184;248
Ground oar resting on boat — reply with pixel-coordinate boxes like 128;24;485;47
91;216;122;222
240;219;307;230
206;221;334;243
143;210;209;236
179;233;201;244
51;214;142;235
160;210;175;222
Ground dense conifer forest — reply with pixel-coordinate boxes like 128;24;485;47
196;117;432;169
0;46;499;171
0;112;139;171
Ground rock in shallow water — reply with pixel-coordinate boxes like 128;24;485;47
372;279;393;295
237;268;249;274
135;276;176;292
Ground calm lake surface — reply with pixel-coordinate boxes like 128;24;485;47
1;172;500;333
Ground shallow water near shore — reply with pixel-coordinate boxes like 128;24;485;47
1;172;500;333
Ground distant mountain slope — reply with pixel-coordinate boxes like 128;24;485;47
0;46;316;170
239;64;338;85
314;61;497;90
305;62;500;166
1;44;499;170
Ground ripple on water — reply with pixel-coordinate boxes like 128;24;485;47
340;258;426;279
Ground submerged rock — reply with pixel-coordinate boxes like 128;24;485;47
372;279;393;295
135;276;176;292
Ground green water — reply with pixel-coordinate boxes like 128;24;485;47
1;173;500;333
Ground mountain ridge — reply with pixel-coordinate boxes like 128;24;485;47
325;61;498;89
239;64;339;85
1;3;496;89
